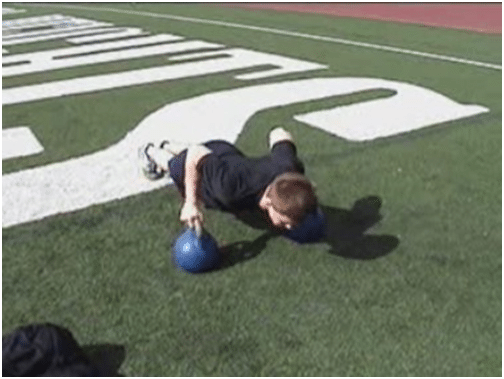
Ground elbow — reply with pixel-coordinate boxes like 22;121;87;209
186;145;212;169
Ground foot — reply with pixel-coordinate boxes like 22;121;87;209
138;143;165;180
159;140;191;155
160;140;171;151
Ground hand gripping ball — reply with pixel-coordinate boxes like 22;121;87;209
172;227;221;273
283;207;327;244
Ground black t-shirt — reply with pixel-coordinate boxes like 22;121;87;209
169;140;304;212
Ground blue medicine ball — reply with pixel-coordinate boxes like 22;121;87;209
172;228;221;273
283;207;327;244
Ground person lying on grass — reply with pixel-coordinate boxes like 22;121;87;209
139;127;317;232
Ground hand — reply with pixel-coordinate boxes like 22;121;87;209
180;200;203;231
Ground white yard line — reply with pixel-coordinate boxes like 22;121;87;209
19;2;502;71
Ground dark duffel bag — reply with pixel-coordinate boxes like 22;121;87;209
3;323;99;377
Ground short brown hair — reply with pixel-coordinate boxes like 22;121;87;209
266;172;317;223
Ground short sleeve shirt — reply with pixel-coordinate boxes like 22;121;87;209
169;140;304;212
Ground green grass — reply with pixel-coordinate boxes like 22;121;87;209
3;3;501;376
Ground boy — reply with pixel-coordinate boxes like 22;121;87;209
139;127;317;231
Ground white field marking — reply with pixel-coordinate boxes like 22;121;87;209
2;27;139;46
2;77;488;228
66;27;146;44
3;34;186;77
2;48;327;105
3;34;183;64
2;7;26;14
21;3;502;71
295;78;489;141
3;49;8;54
3;21;112;41
3;14;71;29
2;127;44;160
3;14;65;24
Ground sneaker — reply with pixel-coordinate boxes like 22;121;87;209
159;140;190;156
138;143;165;180
159;140;171;151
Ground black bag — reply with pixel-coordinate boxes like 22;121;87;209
2;323;99;377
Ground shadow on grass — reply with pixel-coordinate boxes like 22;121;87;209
321;195;399;260
217;195;399;269
218;230;276;269
82;344;126;377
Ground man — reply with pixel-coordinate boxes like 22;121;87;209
138;127;317;232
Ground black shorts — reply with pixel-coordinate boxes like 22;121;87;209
168;140;242;195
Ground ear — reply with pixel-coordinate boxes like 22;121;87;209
258;191;273;209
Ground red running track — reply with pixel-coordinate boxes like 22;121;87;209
221;3;501;34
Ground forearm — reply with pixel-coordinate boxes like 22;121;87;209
184;145;212;204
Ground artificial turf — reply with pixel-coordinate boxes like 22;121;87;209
3;3;501;376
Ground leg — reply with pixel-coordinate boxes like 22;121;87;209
148;146;174;171
139;139;239;181
160;140;192;155
203;140;244;157
153;140;241;171
138;140;191;181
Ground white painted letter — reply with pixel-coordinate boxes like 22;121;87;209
294;78;488;141
3;78;487;227
2;127;44;160
3;48;327;105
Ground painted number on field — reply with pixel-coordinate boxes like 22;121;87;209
2;127;44;160
2;77;488;228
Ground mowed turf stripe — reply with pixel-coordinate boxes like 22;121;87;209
22;3;502;71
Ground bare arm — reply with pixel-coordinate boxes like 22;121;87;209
269;127;294;149
180;144;212;229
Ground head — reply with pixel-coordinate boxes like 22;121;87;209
259;172;317;230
